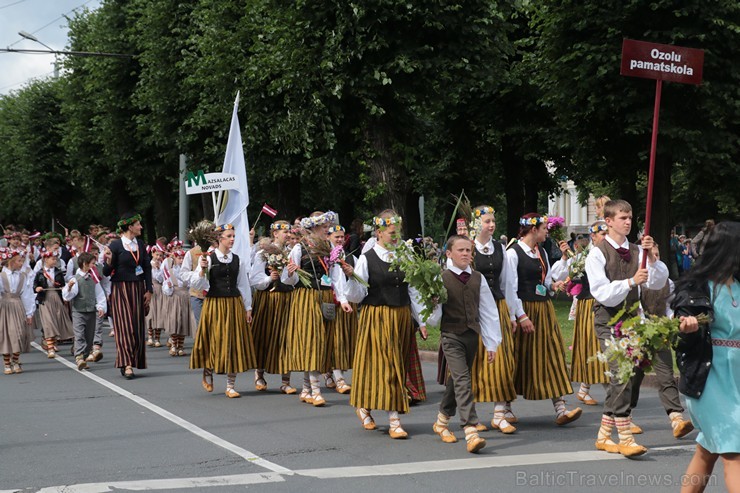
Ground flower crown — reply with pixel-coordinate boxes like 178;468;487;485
168;238;183;250
0;249;21;261
328;225;345;234
299;211;338;230
116;214;142;233
41;250;56;258
214;223;235;233
589;223;608;234
172;249;186;258
474;206;495;218
373;215;402;229
270;222;290;231
519;215;548;227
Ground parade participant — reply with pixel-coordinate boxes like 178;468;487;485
33;251;74;358
62;252;107;371
428;235;501;453
507;213;582;427
249;220;296;394
671;221;740;493
0;249;35;374
84;243;110;363
183;221;217;327
103;212;153;380
469;205;520;434
282;211;352;407
324;223;356;394
585;199;669;457
631;243;693;438
189;223;256;398
161;249;194;357
348;209;427;439
146;240;167;348
64;230;86;282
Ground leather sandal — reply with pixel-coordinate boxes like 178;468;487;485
311;393;326;407
335;379;351;394
255;377;268;392
202;369;214;392
280;384;297;395
356;408;377;430
577;390;598;406
225;388;241;398
324;375;336;389
433;423;458;443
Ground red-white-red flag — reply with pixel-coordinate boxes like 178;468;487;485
261;203;278;218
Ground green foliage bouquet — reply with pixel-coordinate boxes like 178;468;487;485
389;236;447;321
590;302;710;384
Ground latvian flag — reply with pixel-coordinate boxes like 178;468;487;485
261;203;278;218
90;265;101;284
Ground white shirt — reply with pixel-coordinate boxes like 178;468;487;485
61;271;107;313
162;261;188;295
191;250;252;311
475;238;518;322
347;243;427;325
426;263;502;351
65;256;79;282
121;235;138;251
505;241;555;318
0;268;36;317
585;236;669;307
281;243;348;304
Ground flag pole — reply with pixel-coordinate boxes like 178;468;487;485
641;79;662;269
252;210;263;228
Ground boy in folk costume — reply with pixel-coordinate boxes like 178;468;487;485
0;249;36;373
64;231;86;282
62;252;107;370
585;199;669;457
161;249;195;356
34;251;74;358
85;243;110;363
428;235;501;453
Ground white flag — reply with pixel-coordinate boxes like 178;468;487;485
216;92;251;268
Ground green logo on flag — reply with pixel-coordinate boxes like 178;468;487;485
186;170;207;187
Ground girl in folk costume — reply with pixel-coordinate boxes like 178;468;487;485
163;237;184;349
161;249;195;357
282;211;353;407
147;240;168;348
189;223;257;398
34;251;74;358
0;249;35;374
347;210;428;439
324;224;357;394
468;205;521;434
249;220;296;394
507;213;582;426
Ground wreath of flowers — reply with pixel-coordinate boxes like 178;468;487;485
172;249;186;258
214;223;235;233
519;215;548;227
299;211;338;230
116;214;142;233
41;250;57;259
0;248;21;261
373;215;402;229
270;222;290;231
168;238;184;250
589;223;608;234
473;206;495;218
327;225;345;234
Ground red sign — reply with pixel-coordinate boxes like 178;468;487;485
621;39;704;85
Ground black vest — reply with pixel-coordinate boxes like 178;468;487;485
206;252;240;298
299;246;332;290
512;243;550;301
472;241;505;300
362;249;410;307
574;274;593;300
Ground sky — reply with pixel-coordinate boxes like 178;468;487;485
0;0;102;95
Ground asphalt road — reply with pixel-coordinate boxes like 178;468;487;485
0;337;726;493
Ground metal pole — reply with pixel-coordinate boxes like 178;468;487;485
178;154;189;247
641;79;662;269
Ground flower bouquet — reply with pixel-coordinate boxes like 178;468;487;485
562;243;592;297
547;215;567;243
329;244;369;288
590;302;710;384
388;235;447;320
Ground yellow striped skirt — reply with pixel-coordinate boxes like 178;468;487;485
570;298;609;384
472;299;517;402
252;290;293;374
514;300;573;400
189;296;257;374
283;288;334;373
330;302;358;371
350;305;413;413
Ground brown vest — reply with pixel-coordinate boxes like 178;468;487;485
188;246;206;299
440;269;481;335
593;240;640;338
641;280;670;317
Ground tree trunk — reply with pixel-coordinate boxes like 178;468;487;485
364;123;408;220
153;180;176;239
502;138;525;240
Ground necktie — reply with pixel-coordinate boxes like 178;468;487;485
455;271;471;284
616;247;632;263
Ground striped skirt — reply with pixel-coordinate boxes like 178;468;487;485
350;305;413;413
110;281;147;369
570;298;609;384
329;302;358;371
147;282;166;330
514;300;573;400
251;290;293;373
283;288;334;373
0;295;28;354
163;287;195;337
406;334;426;402
472;299;517;402
190;296;257;374
38;293;74;340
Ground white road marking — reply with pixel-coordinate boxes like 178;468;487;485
19;445;695;491
33;472;285;493
31;342;292;475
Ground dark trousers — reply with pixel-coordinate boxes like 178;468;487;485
439;329;479;427
630;347;683;414
599;338;635;417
